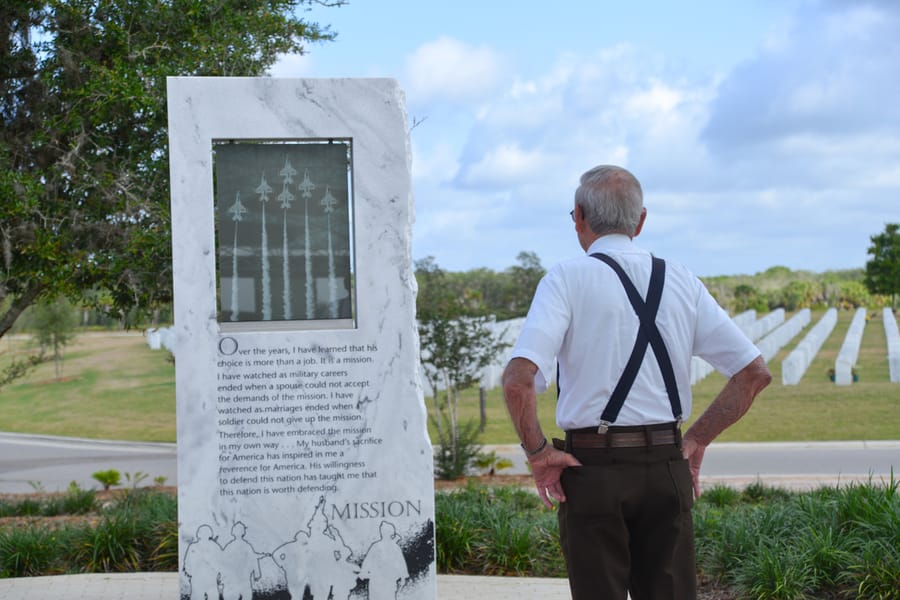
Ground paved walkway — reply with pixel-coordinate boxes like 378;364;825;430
0;572;571;600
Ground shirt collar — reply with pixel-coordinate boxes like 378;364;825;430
586;234;638;255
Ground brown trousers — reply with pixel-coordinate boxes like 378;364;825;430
558;442;696;600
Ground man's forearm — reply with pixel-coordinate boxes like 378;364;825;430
684;355;772;446
502;358;545;451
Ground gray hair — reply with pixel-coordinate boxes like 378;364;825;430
574;165;643;236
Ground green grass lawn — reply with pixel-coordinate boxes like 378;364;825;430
0;333;176;442
432;308;900;444
1;308;898;443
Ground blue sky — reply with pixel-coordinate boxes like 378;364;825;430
271;0;900;277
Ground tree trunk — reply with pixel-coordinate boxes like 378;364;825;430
0;284;45;339
479;386;486;433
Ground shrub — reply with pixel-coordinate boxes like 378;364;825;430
698;484;741;508
92;469;121;491
435;482;563;576
433;417;482;480
1;475;896;599
0;483;95;517
72;489;177;572
0;526;77;577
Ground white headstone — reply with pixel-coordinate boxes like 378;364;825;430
885;308;900;383
835;308;866;386
167;77;435;600
757;308;809;362
781;308;837;385
146;328;161;350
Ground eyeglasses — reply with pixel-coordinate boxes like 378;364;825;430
569;208;576;222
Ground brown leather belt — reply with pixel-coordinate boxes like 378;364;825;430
567;426;679;449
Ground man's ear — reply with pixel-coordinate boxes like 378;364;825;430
574;205;585;232
633;207;647;238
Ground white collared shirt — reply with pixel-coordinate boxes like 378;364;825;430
509;235;760;430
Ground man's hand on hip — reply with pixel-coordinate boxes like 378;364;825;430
528;446;582;509
681;437;706;499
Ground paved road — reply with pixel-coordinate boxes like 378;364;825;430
0;432;177;494
1;432;897;494
491;440;899;490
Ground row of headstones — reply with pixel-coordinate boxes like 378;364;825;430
690;309;763;384
148;312;766;391
756;308;811;363
146;327;176;352
480;311;769;391
474;317;527;392
693;307;802;385
782;308;837;385
475;309;773;389
149;308;900;390
744;308;786;343
833;308;867;385
885;308;900;383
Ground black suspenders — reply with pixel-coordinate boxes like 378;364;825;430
587;253;683;433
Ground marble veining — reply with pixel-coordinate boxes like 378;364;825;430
168;77;434;600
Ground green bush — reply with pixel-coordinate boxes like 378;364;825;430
435;483;563;577
0;526;73;576
45;483;97;516
0;488;177;576
693;478;900;599
0;483;96;517
0;478;896;599
432;417;483;480
92;469;121;491
72;488;178;573
75;511;142;572
698;484;742;507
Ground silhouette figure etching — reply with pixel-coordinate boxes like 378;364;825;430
184;496;421;599
272;496;358;599
360;521;410;600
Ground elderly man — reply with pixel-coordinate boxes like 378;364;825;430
503;165;771;599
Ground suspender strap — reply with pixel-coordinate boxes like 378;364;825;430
590;253;683;428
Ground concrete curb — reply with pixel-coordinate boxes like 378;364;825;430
0;572;572;600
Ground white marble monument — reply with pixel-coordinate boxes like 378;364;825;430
167;77;435;600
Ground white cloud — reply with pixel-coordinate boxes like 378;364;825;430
268;52;315;77
448;45;714;196
410;138;459;182
405;1;900;276
703;1;900;149
403;36;505;106
454;143;548;188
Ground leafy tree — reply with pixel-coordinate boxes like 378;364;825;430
417;250;545;321
864;223;900;308
506;250;544;316
31;295;78;379
732;284;769;313
836;280;872;309
779;280;819;311
761;265;793;278
0;346;43;389
0;0;340;341
415;257;509;479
